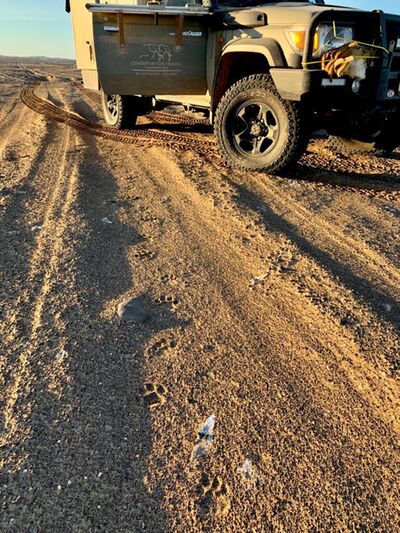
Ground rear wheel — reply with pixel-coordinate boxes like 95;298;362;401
214;74;309;174
101;91;138;130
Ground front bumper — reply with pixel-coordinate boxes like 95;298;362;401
272;9;400;107
270;68;312;101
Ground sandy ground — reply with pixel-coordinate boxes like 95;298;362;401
0;61;400;532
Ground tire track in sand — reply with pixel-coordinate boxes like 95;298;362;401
179;148;400;330
0;108;50;213
0;102;29;159
173;148;400;385
176;149;399;363
21;85;216;153
112;146;399;530
133;148;400;433
0;121;80;455
229;168;400;320
0;69;50;157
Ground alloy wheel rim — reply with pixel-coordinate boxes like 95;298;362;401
231;100;280;158
106;95;118;119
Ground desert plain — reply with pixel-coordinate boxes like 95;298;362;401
0;58;400;531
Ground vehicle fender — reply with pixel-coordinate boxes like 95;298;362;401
210;38;286;114
220;38;286;68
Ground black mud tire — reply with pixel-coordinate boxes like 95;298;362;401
101;91;138;130
330;133;398;158
214;74;308;174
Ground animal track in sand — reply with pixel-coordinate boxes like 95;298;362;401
148;337;177;357
241;233;257;244
143;383;168;410
155;294;180;309
250;247;299;288
160;273;178;285
160;273;190;289
142;214;162;223
133;246;155;260
197;473;231;517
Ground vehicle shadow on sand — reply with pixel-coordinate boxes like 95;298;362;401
1;137;183;531
228;181;400;334
293;161;400;192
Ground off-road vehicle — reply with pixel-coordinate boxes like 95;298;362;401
67;0;400;173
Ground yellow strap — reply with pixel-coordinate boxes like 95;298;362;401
302;55;379;67
331;20;388;54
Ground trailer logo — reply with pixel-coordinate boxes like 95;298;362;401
140;44;172;62
130;43;181;75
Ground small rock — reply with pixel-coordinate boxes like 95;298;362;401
55;349;67;363
198;415;216;441
191;414;216;461
241;458;254;480
118;298;150;324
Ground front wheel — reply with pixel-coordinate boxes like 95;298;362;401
214;74;309;174
101;91;138;130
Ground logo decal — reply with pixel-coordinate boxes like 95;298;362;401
140;44;172;62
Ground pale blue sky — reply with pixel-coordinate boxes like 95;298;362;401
0;0;399;59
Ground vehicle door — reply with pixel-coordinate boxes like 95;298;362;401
87;2;210;95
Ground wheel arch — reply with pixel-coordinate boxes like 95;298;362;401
212;39;286;113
